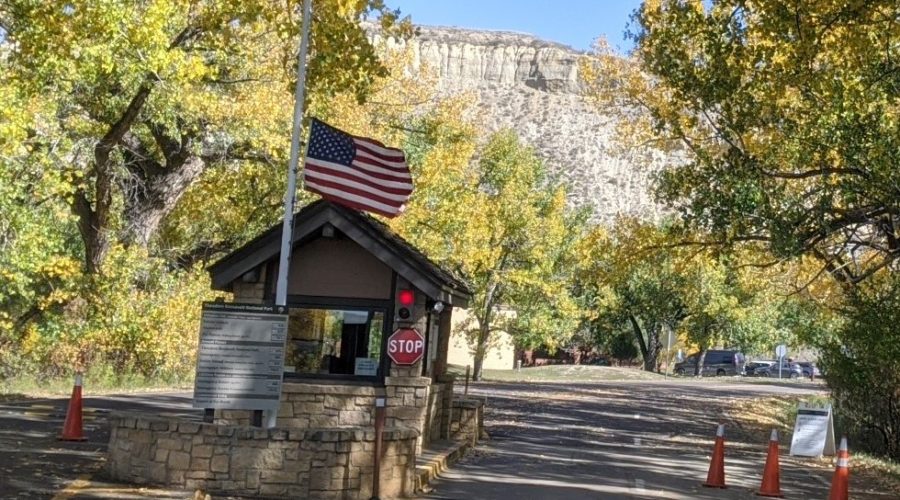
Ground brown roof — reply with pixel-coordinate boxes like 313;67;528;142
208;200;472;306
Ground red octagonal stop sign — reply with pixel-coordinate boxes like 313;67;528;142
387;327;425;365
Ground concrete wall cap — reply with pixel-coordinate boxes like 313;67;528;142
282;381;378;396
384;376;432;387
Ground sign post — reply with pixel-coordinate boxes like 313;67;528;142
387;327;425;365
193;303;288;412
789;402;836;457
775;344;787;379
664;324;675;379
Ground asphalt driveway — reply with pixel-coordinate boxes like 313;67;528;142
423;379;889;499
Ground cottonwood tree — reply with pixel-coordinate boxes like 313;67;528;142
1;0;411;274
395;130;585;381
579;220;792;372
583;0;900;287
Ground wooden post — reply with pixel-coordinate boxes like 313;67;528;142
371;397;386;500
464;365;470;396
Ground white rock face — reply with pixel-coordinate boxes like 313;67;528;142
379;25;666;223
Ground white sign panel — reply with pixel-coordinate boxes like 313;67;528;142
775;344;787;358
193;302;288;411
790;402;836;457
354;357;378;376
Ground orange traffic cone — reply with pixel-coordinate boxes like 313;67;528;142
757;429;783;497
828;437;850;500
59;372;86;441
702;423;727;488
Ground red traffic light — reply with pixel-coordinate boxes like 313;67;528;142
398;289;414;307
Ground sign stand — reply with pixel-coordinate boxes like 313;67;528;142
775;344;787;379
789;402;836;457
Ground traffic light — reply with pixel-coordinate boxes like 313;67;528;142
397;289;414;320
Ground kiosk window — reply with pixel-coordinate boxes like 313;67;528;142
284;308;384;377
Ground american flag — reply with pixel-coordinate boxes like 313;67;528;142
302;119;412;217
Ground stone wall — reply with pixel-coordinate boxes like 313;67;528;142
217;382;379;429
107;413;417;499
425;382;451;444
384;376;430;453
215;379;453;453
451;398;485;446
231;269;266;303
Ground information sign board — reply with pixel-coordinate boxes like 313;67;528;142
192;302;288;411
789;402;836;457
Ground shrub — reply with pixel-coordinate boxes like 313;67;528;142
821;276;900;460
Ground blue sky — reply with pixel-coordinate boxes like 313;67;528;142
390;0;644;52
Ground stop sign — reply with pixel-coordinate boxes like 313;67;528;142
387;327;425;365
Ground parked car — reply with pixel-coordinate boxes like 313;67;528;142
674;350;745;377
796;361;821;378
744;360;775;377
754;360;804;378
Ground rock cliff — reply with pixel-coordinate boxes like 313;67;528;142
379;25;665;223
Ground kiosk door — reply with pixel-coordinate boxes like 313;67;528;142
335;321;369;374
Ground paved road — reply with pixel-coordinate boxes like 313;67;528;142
0;392;197;499
0;380;889;499
424;380;890;500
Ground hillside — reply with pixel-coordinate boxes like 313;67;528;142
378;25;667;223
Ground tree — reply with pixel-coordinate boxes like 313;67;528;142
581;1;900;458
1;0;411;274
583;0;900;286
579;222;686;372
395;130;585;381
821;275;900;459
579;220;796;372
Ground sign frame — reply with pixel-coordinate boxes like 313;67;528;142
789;402;836;457
192;302;289;411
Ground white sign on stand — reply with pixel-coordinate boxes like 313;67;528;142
789;402;836;457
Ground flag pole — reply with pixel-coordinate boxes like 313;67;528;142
269;0;312;429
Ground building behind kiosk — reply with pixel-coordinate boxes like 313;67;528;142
106;200;484;498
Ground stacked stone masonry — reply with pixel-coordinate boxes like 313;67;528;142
215;377;457;453
107;413;418;499
450;398;485;447
217;382;379;429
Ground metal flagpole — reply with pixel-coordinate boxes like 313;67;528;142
268;0;312;429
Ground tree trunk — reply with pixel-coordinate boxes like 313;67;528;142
694;345;706;377
629;314;648;362
472;280;499;382
472;325;489;382
73;188;111;275
643;323;662;372
122;155;205;247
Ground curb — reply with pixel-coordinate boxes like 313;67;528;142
415;439;474;493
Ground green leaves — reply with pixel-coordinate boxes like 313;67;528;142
613;0;900;284
393;129;585;376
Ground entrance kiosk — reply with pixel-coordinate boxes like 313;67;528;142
106;200;480;498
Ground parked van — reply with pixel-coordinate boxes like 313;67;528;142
674;350;745;377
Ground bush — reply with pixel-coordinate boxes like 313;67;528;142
609;331;639;365
1;246;220;382
821;276;900;460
